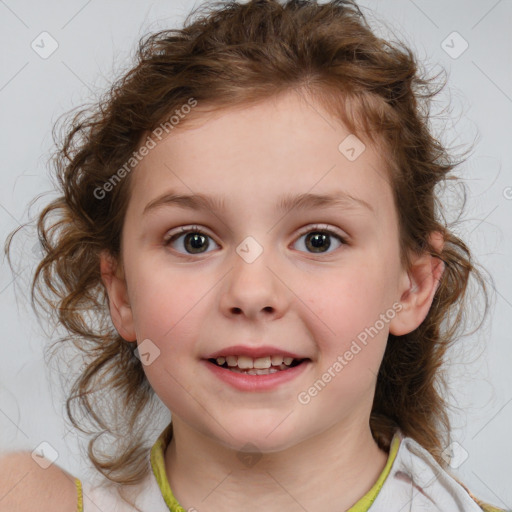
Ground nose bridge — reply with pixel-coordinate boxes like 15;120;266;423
220;234;285;319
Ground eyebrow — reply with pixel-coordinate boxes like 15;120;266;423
142;190;374;216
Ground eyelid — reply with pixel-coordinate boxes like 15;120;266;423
163;223;348;241
295;223;349;243
163;224;217;244
164;224;210;237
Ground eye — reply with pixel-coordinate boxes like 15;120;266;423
163;224;347;257
163;225;219;255
293;225;347;254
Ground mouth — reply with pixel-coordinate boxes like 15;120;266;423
207;355;309;375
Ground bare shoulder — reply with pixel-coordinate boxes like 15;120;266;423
0;451;78;512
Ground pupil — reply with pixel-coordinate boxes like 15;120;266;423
307;232;330;253
185;233;208;253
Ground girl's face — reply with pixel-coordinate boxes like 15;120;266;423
104;91;423;452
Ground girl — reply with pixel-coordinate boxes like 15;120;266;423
1;0;508;511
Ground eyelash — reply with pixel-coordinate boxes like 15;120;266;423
163;224;348;257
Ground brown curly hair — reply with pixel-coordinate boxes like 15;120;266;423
5;0;490;488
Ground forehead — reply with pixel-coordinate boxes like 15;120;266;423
129;91;393;217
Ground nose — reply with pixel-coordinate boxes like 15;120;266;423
219;243;288;321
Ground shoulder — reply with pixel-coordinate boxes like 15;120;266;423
442;455;507;512
392;435;508;512
477;504;509;512
0;451;78;512
458;482;508;512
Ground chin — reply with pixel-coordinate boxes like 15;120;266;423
211;414;304;453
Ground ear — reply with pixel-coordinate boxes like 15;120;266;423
389;231;445;336
99;250;137;342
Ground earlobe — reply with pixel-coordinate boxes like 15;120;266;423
99;250;137;342
389;232;445;336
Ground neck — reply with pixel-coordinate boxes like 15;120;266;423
165;417;389;512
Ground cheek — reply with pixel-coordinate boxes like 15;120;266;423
298;258;395;372
304;263;393;332
304;285;391;409
129;274;208;408
127;265;207;341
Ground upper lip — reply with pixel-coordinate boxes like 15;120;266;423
205;345;309;360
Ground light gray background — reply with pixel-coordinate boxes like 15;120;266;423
0;0;511;508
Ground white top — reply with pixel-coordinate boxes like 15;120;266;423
80;432;503;512
82;470;167;512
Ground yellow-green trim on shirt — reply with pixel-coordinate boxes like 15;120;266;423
150;423;402;512
150;422;187;512
478;505;507;512
346;432;402;512
75;477;83;512
74;426;508;512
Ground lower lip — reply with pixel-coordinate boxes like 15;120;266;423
203;359;310;392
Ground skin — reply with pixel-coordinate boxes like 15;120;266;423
101;90;444;512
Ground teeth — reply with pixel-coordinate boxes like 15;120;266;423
228;367;283;375
214;355;301;370
226;356;238;367
237;356;253;369
254;356;271;369
271;355;284;366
